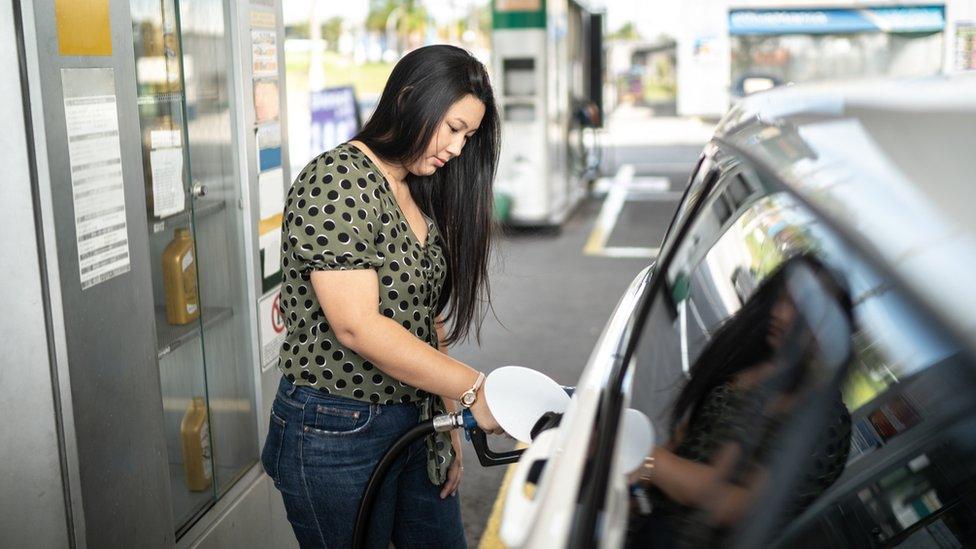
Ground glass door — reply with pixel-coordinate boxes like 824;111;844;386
130;0;258;536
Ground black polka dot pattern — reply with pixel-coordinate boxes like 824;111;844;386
276;142;447;405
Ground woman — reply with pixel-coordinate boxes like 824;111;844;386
627;255;854;547
261;45;503;548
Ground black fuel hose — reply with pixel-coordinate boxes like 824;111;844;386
351;419;437;549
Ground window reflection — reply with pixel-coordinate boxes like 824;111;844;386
629;255;855;547
630;164;976;547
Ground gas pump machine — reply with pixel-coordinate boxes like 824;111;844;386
492;0;605;227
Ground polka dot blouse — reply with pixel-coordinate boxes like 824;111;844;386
276;142;447;404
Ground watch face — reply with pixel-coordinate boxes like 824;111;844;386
461;392;475;406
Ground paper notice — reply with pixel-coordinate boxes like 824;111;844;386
260;229;281;278
251;29;278;78
61;68;130;290
253;78;280;123
258;167;284;220
150;129;182;149
150;147;185;218
256;121;281;151
250;10;275;29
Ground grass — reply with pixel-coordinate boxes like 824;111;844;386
285;50;394;96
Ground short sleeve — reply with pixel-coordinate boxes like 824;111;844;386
283;152;385;272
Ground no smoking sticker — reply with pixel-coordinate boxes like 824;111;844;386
259;290;287;370
271;292;285;334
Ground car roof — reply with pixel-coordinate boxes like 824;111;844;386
712;75;976;349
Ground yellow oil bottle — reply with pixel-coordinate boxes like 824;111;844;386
162;228;200;325
180;396;213;492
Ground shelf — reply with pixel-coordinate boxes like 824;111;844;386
150;199;226;235
169;461;214;533
137;91;183;107
156;305;233;360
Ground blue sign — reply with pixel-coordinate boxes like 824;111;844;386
729;6;945;36
310;86;361;154
259;146;281;171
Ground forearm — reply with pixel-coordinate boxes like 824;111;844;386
648;446;756;524
434;324;464;451
342;313;478;402
435;317;461;414
647;447;720;507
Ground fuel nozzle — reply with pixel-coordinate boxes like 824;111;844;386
430;379;574;467
432;408;525;466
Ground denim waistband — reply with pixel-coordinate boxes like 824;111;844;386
276;375;418;409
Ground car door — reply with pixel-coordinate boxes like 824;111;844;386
499;145;724;549
567;150;810;546
568;140;976;547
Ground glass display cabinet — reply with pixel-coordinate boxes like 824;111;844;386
130;0;258;535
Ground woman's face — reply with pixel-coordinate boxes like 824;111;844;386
405;94;485;177
767;292;798;349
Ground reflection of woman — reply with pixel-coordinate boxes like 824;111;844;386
628;256;853;547
261;45;503;548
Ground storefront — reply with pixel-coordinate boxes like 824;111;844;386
729;6;945;97
675;0;976;117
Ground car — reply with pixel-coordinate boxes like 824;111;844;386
498;75;976;548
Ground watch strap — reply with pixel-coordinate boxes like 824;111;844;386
459;371;485;408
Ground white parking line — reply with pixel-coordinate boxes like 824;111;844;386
583;165;675;258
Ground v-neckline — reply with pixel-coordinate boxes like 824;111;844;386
344;142;433;251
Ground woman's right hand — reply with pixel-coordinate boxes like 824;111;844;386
469;387;503;434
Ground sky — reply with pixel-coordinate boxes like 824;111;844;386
599;0;683;40
281;0;684;40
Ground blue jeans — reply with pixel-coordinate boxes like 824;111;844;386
262;376;466;548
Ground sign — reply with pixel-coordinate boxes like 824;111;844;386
61;68;131;290
729;6;945;36
496;0;541;10
957;23;976;72
254;79;280;124
251;29;278;78
149;148;184;217
310;86;361;155
55;0;112;56
259;290;287;370
250;10;275;29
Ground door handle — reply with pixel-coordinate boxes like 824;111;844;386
191;181;208;198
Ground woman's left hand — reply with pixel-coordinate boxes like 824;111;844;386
440;432;464;499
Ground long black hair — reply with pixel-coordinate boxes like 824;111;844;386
354;44;501;346
670;254;852;435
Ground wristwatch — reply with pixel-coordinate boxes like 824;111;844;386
459;372;486;408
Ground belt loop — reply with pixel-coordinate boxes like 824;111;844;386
286;382;299;398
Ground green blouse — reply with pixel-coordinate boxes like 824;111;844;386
276;142;448;403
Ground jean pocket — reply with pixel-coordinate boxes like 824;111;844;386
261;407;287;486
303;402;375;436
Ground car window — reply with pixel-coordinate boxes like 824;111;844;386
656;152;714;261
771;249;975;548
625;158;976;547
631;160;775;439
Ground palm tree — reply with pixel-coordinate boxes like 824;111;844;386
366;0;430;55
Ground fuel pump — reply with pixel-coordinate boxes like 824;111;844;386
492;0;605;227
